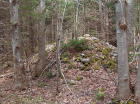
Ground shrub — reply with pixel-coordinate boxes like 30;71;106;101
62;39;89;52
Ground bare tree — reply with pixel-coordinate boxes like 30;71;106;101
127;0;134;47
56;12;62;81
10;0;27;89
99;0;105;40
115;0;130;97
56;0;67;77
34;0;46;77
104;3;109;42
28;16;36;54
136;42;140;102
73;0;79;39
135;0;140;102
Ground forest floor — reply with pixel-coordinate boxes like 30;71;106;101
0;35;137;104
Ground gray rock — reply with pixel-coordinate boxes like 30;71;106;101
80;53;86;57
80;58;90;63
77;63;85;68
111;51;118;57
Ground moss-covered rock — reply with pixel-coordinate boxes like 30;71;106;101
92;64;100;70
74;56;81;62
46;72;56;79
102;48;112;56
61;52;70;63
102;59;116;70
90;57;100;63
76;76;83;81
68;62;77;69
62;57;69;63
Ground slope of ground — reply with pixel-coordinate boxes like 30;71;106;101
0;35;136;104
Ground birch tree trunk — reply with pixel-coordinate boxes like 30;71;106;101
10;0;27;89
34;0;46;77
115;0;130;97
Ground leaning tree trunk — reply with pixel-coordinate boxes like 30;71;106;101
115;0;130;98
10;0;27;89
34;0;46;77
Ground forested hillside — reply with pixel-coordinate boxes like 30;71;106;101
0;0;140;104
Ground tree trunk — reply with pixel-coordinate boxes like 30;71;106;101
135;0;140;102
105;6;109;42
74;0;79;39
51;16;54;42
83;0;86;35
28;16;35;54
127;0;134;47
136;45;140;102
56;18;61;77
99;0;105;40
115;0;130;98
34;0;46;77
10;0;27;89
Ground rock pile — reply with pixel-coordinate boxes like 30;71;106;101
61;34;117;71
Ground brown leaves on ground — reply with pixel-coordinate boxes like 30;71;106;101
0;67;117;104
0;36;137;104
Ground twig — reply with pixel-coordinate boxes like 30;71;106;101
39;60;56;77
60;66;80;104
0;72;14;78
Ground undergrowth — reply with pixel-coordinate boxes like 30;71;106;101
62;39;89;52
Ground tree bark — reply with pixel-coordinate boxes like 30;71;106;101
99;0;105;40
28;16;35;54
105;5;109;42
34;0;46;77
135;0;140;102
136;48;140;102
74;0;79;39
127;0;134;47
115;0;130;98
83;0;86;35
56;18;61;77
10;0;27;89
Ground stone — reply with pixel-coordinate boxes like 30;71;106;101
80;53;86;57
80;58;90;64
84;34;90;37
